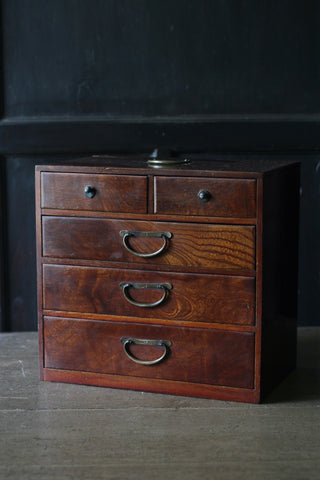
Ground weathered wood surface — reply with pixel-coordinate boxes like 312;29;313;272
0;329;319;480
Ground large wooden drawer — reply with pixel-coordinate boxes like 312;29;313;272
154;176;256;218
43;265;256;326
41;172;147;213
42;217;256;272
44;317;255;389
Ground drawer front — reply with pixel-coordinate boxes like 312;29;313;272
43;217;256;271
44;317;255;389
43;265;256;326
41;172;147;213
154;176;256;218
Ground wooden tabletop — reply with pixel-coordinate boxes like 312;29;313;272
0;328;319;480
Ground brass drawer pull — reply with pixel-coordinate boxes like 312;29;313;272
120;230;172;258
119;282;172;308
120;337;172;365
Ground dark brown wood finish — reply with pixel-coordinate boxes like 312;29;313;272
35;169;44;378
154;176;256;217
42;217;256;271
41;172;148;213
36;158;300;403
43;369;257;403
43;265;256;326
44;317;255;389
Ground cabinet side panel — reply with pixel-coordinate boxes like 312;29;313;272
35;169;44;378
261;164;300;399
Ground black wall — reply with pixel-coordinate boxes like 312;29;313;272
0;0;319;330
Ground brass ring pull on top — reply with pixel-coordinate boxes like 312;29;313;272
120;230;172;258
120;282;172;308
120;337;172;365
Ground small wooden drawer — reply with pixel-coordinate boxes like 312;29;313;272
44;317;255;389
42;217;256;272
41;172;147;213
154;176;256;218
43;265;256;326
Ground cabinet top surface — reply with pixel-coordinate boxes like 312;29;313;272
36;156;299;177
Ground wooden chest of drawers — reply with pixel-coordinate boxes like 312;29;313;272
36;158;300;403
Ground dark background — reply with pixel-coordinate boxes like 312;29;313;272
0;0;319;331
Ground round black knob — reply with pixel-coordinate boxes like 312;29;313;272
84;185;96;198
198;189;211;203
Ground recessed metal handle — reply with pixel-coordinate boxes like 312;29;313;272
84;185;96;198
119;282;172;308
120;337;172;365
120;231;172;258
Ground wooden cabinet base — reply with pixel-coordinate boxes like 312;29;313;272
43;368;260;403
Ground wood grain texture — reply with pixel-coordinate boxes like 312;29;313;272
3;330;320;480
154;176;256;217
36;159;300;403
44;317;255;389
42;217;256;271
41;172;147;213
43;265;255;326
